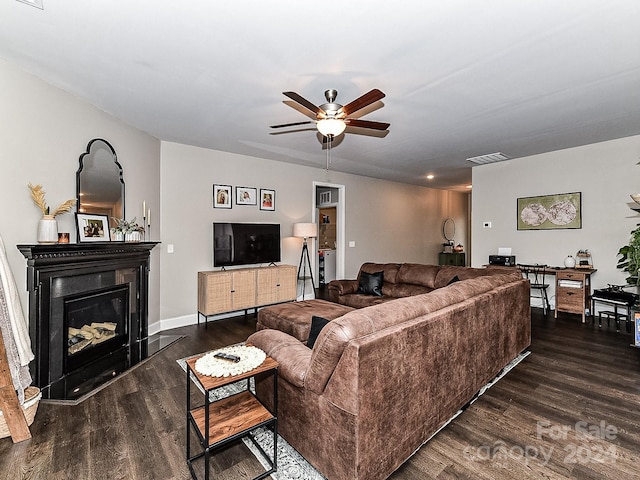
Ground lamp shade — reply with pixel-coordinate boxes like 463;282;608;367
316;118;346;137
293;222;317;238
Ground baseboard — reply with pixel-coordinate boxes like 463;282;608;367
153;309;252;334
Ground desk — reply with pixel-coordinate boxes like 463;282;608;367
483;266;596;322
553;268;596;323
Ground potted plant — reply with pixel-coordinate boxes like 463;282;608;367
28;183;75;244
111;217;144;242
617;224;640;287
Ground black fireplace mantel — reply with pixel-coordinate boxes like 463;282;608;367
18;242;159;401
18;241;159;265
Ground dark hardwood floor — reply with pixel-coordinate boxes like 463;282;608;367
2;307;640;480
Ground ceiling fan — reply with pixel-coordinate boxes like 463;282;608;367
270;88;390;138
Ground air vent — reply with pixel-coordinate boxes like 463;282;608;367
466;152;510;165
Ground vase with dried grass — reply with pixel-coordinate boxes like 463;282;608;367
28;183;75;244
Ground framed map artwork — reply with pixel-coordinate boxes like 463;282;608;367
517;192;582;230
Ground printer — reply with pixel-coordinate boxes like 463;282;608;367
489;255;517;266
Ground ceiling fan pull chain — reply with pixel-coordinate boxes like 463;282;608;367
326;135;330;171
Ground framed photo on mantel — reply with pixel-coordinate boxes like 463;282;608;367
76;213;111;242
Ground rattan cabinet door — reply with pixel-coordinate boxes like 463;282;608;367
230;269;257;310
198;271;232;315
256;267;278;306
276;265;297;303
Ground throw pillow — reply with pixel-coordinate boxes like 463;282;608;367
357;271;384;296
307;315;330;349
447;275;460;285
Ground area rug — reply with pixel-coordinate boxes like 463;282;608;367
177;349;530;480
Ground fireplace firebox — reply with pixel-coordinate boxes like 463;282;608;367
18;242;158;401
64;284;129;374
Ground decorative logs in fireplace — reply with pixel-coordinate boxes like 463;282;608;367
68;322;117;355
18;242;158;401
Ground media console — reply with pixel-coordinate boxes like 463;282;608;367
197;265;297;324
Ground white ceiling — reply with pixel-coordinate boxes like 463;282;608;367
2;1;640;191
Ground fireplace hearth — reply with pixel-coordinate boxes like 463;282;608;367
18;242;159;401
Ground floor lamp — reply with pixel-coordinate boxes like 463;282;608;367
293;222;317;299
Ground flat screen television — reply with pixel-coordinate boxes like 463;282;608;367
213;222;281;267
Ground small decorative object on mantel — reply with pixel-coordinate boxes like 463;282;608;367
111;217;144;242
28;183;75;244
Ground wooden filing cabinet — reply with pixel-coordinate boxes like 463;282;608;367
555;268;595;323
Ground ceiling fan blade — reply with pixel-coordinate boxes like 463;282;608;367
283;92;323;116
270;127;317;136
340;89;386;116
346;118;390;130
270;120;314;129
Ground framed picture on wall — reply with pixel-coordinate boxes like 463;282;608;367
76;213;111;242
517;192;582;230
213;184;232;209
236;186;257;205
260;189;275;211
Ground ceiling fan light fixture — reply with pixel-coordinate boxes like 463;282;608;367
317;118;346;137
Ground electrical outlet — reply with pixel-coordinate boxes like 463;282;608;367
167;244;174;253
349;241;356;248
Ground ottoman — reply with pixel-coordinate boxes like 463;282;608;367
257;299;355;342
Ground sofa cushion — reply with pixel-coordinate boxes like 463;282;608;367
336;294;394;309
307;315;330;348
358;262;401;284
434;265;513;288
381;283;433;298
396;263;440;288
256;299;354;342
357;271;384;296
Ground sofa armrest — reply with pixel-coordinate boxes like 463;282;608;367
247;329;312;388
328;279;359;296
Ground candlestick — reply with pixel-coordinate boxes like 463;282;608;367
147;208;151;226
142;200;146;218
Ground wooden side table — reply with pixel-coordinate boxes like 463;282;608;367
186;353;278;480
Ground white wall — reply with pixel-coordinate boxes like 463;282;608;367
472;135;640;308
0;58;161;326
159;142;470;328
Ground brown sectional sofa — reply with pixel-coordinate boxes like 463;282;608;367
328;261;514;308
248;264;531;480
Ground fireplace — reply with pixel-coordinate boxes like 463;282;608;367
18;242;158;401
64;284;129;373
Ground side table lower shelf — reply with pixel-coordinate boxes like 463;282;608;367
186;354;278;480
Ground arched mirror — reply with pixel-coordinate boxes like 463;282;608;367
76;139;124;227
442;217;455;242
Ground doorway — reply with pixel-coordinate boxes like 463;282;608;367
313;182;345;288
